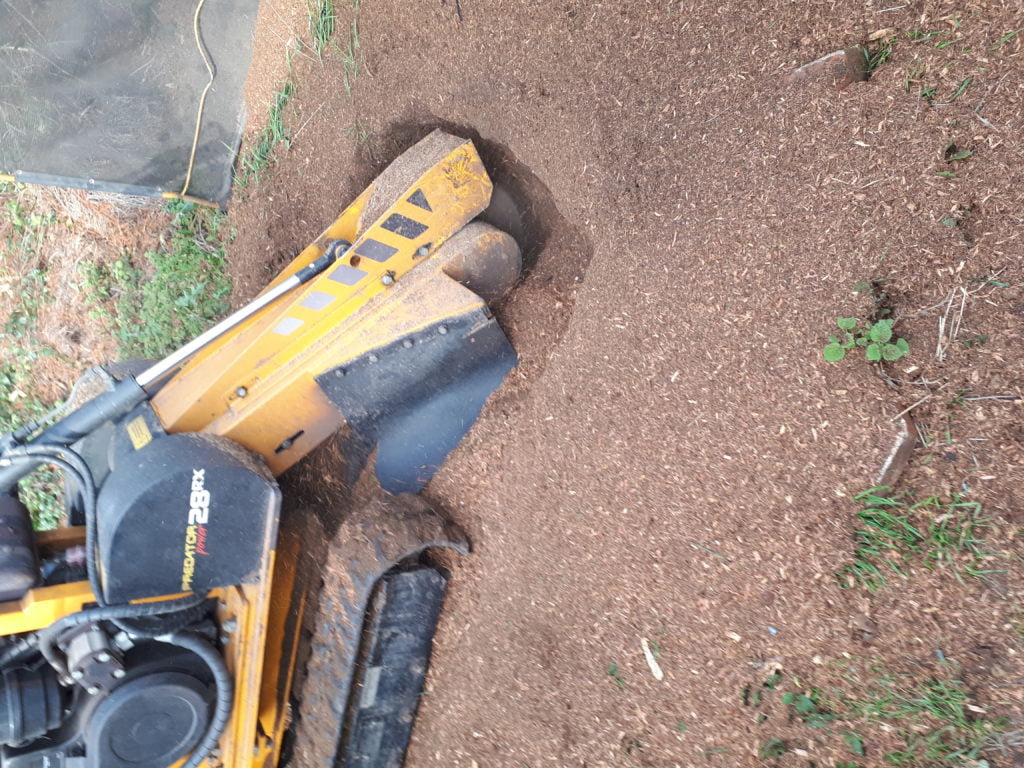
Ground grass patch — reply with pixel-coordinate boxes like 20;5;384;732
235;0;360;187
83;200;231;359
747;662;1005;767
235;81;297;188
309;0;336;59
0;182;65;529
339;16;361;94
837;488;995;591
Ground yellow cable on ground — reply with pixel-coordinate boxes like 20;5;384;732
180;0;216;197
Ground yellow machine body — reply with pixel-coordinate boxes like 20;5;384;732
0;131;511;767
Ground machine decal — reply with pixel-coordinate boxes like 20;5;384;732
381;212;428;239
126;416;152;450
406;188;432;211
353;238;398;262
181;468;211;590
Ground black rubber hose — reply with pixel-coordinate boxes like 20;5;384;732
156;632;233;768
112;600;213;638
0;633;39;667
36;594;206;678
0;446;101;602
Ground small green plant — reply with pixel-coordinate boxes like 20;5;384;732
843;731;866;756
606;662;625;688
837;488;995;591
782;689;835;727
823;318;909;363
758;737;788;759
865;39;894;72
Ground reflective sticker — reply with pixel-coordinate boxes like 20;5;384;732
300;290;335;310
407;188;432;212
354;239;398;262
328;263;368;285
126;416;152;450
381;213;428;239
272;317;304;336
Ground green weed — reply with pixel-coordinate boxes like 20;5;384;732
235;81;296;187
841;670;1004;766
749;663;1004;767
823;317;910;363
837;488;995;591
308;0;336;59
82;200;231;358
606;662;625;688
758;737;787;758
866;40;894;72
0;183;65;528
948;77;972;102
990;27;1023;50
782;689;836;727
340;17;361;94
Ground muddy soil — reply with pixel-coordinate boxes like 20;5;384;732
229;1;1024;765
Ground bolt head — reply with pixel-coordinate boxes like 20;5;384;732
402;339;413;348
416;246;430;258
438;325;449;335
112;668;126;679
86;686;100;695
381;273;395;286
96;652;111;663
71;669;84;680
235;386;248;398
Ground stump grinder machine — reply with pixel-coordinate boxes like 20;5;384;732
0;131;521;767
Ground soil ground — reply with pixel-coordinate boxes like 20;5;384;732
229;1;1023;766
3;0;1023;765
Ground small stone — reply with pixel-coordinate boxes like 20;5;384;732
876;415;917;487
786;46;869;90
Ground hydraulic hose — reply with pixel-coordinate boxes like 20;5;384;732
36;595;206;679
156;632;233;768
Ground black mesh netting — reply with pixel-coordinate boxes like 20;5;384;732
0;0;261;203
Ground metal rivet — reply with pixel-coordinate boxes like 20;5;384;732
381;271;396;286
416;245;430;258
368;354;378;363
113;668;126;679
236;386;248;398
402;339;413;348
96;652;111;663
86;686;100;695
71;669;84;680
438;325;448;335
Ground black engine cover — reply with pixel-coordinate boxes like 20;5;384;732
86;672;210;768
97;432;280;602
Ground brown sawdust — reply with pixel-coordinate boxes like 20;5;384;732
226;1;1024;765
1;0;1021;765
